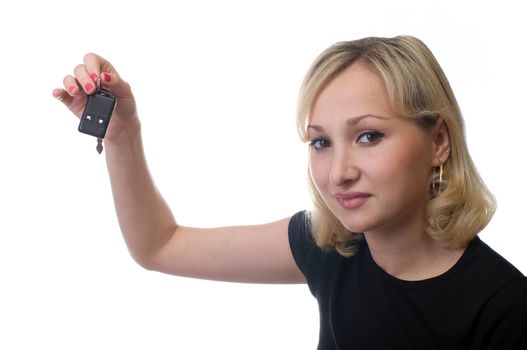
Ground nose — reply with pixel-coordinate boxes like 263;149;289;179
329;146;360;187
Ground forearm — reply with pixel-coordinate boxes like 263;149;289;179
105;123;176;267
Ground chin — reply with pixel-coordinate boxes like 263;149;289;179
334;213;372;233
342;222;369;233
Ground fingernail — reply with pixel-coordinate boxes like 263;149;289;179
84;82;94;92
90;72;99;81
68;85;77;94
53;89;63;100
102;72;111;82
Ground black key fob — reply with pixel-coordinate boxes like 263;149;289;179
78;88;116;139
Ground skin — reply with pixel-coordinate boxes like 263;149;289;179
53;53;304;284
308;62;463;280
53;54;462;284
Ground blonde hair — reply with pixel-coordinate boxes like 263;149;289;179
297;35;496;256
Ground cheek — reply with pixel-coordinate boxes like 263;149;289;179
308;154;328;191
377;146;432;194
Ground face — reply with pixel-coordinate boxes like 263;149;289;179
308;62;442;235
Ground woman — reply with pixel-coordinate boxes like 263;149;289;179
53;35;527;349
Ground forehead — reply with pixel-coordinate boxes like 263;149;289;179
310;62;396;125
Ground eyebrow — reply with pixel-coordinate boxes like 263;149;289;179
307;114;388;132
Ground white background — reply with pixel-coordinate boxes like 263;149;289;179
1;0;526;349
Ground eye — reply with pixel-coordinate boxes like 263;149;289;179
357;131;384;144
309;138;331;150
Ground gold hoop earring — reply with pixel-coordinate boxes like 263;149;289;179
431;163;444;197
439;163;443;188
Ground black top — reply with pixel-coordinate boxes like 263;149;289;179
288;211;527;350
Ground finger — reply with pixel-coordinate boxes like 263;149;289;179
63;75;80;96
99;71;133;98
84;52;117;74
83;52;118;83
52;87;85;117
83;53;132;97
58;75;88;116
52;88;72;104
73;63;97;95
83;52;103;87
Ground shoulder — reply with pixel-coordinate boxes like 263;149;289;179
287;211;324;276
461;238;527;348
469;276;527;349
484;276;527;314
288;211;340;296
477;240;527;315
460;237;524;289
288;211;314;265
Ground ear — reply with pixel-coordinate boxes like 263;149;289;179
431;119;450;167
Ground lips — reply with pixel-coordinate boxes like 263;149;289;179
334;191;371;209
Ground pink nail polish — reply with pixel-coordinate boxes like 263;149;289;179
90;73;98;81
68;86;77;94
102;72;111;82
85;82;94;92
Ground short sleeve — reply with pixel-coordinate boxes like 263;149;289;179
469;277;527;349
288;210;326;297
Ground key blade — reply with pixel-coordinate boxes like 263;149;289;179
96;138;103;154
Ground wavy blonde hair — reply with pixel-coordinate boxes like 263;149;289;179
297;35;496;256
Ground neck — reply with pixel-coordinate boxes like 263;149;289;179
364;220;464;281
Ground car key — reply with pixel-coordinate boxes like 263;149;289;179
78;88;116;154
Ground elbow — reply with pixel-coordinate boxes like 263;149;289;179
126;227;179;273
129;251;161;272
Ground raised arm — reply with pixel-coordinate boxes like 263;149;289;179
53;53;305;284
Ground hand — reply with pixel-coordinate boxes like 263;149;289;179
52;53;140;141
